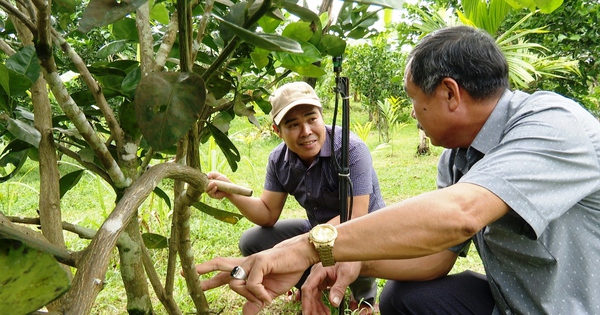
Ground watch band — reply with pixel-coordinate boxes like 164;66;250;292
316;244;335;266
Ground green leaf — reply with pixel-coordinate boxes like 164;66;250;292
257;15;282;33
59;170;85;198
282;21;315;42
273;41;321;66
6;70;34;96
215;16;304;53
534;0;563;13
112;17;139;41
150;1;170;25
318;35;347;57
192;201;244;224
282;63;327;78
6;45;41;84
0;239;70;314
207;122;240;172
254;95;272;115
4;116;41;148
96;39;129;59
280;2;321;22
134;72;206;151
0;64;10;96
250;51;270;70
78;0;147;33
122;66;141;97
153;186;172;209
141;233;169;249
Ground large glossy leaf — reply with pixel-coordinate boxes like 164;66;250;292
4;116;40;148
96;40;129;59
0;239;70;314
150;1;170;24
5;45;40;84
216;16;304;53
273;41;321;66
207;122;240;172
192;201;244;224
112;18;139;41
134;72;206;151
504;0;563;13
59;169;85;198
78;0;147;33
282;21;315;42
142;233;169;249
282;63;327;78
318;34;347;57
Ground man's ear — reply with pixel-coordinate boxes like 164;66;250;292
272;123;282;137
441;78;461;111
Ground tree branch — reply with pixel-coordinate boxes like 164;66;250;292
51;29;127;169
136;1;157;74
0;213;76;267
61;163;209;314
0;0;36;33
0;38;16;55
154;12;179;72
41;67;130;188
191;0;214;62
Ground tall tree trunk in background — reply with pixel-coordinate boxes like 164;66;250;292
12;3;72;311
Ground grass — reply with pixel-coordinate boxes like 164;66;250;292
0;104;484;314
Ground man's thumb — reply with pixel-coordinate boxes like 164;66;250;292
329;285;347;307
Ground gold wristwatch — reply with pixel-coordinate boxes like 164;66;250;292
308;224;338;267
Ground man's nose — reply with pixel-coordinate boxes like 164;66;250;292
300;123;311;135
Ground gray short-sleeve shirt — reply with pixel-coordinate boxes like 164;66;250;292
264;125;386;226
439;90;600;314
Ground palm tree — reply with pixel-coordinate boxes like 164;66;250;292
411;0;580;89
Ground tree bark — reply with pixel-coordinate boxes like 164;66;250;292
61;163;208;314
118;217;154;315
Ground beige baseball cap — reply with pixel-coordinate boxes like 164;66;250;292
269;81;322;125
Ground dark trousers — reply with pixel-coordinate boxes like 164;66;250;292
379;270;495;314
239;218;378;302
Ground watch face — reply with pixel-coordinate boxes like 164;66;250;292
313;224;337;242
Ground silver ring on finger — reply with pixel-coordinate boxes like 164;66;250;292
230;265;248;280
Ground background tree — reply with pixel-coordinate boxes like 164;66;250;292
503;0;600;115
344;31;408;142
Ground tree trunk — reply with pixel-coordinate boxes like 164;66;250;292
417;127;430;155
118;217;154;315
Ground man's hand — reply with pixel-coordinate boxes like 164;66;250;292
301;261;362;315
193;240;315;315
193;257;245;291
205;171;232;199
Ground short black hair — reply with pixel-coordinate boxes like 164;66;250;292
408;26;509;99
